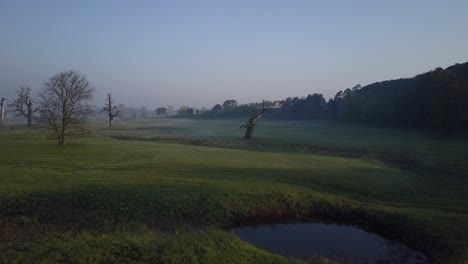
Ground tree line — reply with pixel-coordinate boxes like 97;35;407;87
1;62;467;145
191;62;468;134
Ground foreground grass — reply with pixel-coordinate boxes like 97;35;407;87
2;227;309;264
0;120;467;263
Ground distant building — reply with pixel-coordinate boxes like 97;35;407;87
272;101;283;108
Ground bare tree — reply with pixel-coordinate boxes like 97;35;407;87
241;100;269;139
103;93;120;127
10;86;38;126
37;71;94;145
0;97;5;127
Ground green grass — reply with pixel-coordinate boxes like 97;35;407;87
1;227;308;264
0;119;467;263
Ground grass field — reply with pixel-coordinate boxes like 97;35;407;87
1;118;467;263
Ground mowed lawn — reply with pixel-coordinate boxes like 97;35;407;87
0;119;467;263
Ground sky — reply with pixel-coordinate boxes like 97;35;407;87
1;0;468;109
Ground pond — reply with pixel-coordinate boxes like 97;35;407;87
231;223;426;264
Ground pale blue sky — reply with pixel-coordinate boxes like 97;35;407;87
1;0;467;108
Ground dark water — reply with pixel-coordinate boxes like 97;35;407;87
231;223;426;264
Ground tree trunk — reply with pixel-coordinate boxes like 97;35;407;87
27;103;33;126
59;127;65;145
109;116;113;128
27;112;32;127
241;100;268;140
244;126;254;139
0;98;4;127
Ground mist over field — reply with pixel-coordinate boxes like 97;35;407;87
1;1;468;264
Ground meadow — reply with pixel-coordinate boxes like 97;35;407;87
0;118;467;263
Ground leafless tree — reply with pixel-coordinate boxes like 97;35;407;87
37;70;94;145
10;86;38;126
0;97;5;127
241;100;269;139
103;93;120;127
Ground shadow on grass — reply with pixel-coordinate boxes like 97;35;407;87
110;135;215;147
109;135;468;179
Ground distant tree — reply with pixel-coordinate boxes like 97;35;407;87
0;97;5;127
187;107;194;116
177;105;194;117
197;62;468;132
223;99;238;110
177;105;187;115
10;86;38;126
338;88;360;121
156;107;168;116
427;69;468;134
351;84;362;91
241;100;268;139
103;93;120;127
326;98;337;118
211;104;223;116
304;93;326;118
140;107;148;118
186;107;195;117
37;70;94;145
334;91;344;100
212;104;223;111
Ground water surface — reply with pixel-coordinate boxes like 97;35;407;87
231;223;426;264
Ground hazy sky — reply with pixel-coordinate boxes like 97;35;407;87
1;0;468;108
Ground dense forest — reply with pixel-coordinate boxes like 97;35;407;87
186;62;468;134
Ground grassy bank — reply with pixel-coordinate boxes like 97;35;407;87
0;119;467;263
